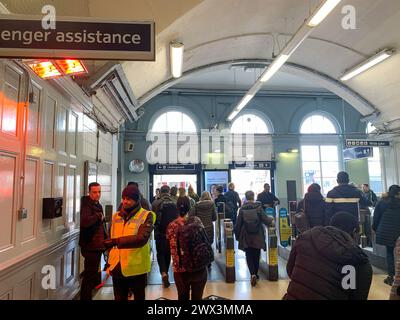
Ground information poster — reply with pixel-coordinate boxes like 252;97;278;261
204;171;229;198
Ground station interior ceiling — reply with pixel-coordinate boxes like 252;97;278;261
2;0;400;134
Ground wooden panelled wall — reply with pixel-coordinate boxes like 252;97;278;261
0;60;114;300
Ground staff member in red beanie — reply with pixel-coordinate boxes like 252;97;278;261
104;185;156;300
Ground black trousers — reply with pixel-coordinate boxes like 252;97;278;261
245;247;261;276
387;246;395;277
174;268;208;300
155;235;171;274
112;273;147;300
80;250;102;300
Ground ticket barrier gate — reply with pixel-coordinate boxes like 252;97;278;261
216;202;225;254
360;208;373;248
214;218;236;283
222;219;235;283
261;207;279;281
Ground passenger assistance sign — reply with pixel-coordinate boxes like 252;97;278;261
0;15;155;61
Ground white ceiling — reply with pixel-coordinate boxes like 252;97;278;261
2;0;400;129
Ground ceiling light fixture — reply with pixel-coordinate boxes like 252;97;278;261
340;49;396;81
308;0;342;27
170;41;184;78
226;0;342;121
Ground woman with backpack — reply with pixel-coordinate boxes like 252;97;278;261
167;197;212;300
235;190;275;287
372;185;400;286
189;191;217;245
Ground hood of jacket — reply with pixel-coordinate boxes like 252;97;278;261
240;201;262;211
160;193;175;202
329;184;361;198
304;191;324;203
304;226;369;266
196;199;214;210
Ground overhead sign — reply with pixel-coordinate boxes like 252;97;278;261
0;15;155;61
345;139;390;147
155;164;196;171
343;147;373;161
231;161;274;170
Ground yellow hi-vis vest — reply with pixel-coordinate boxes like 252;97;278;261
107;208;156;277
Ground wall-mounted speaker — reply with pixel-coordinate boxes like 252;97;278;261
42;197;63;219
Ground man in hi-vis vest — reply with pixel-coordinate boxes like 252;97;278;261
104;185;156;300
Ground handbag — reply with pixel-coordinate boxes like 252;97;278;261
294;200;310;233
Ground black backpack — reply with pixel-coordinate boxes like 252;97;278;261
156;200;178;235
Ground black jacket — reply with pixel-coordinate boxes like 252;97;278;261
79;196;107;251
325;184;368;224
297;192;325;227
235;202;274;251
372;196;400;247
256;191;280;208
224;190;242;215
285;226;372;300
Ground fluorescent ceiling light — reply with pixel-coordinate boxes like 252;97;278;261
308;0;342;27
260;54;290;82
341;49;395;81
227;110;240;121
235;94;254;111
170;42;184;78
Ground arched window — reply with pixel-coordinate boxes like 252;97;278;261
300;114;337;134
300;113;339;195
230;113;270;134
366;123;383;194
150;111;197;133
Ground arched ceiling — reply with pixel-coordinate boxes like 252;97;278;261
3;0;400;129
117;0;400;128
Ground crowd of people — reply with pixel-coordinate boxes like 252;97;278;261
78;171;400;301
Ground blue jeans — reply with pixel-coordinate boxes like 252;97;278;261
386;246;395;277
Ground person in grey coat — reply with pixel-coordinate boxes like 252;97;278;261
189;191;217;244
390;237;400;300
235;191;274;286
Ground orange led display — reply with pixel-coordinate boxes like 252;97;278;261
56;59;87;75
27;61;62;79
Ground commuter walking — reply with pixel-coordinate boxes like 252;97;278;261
179;187;195;208
225;182;242;226
154;188;161;200
189;191;217;245
257;183;280;210
390;237;400;300
188;185;200;203
167;199;212;300
151;185;179;287
104;185;156;300
372;185;400;286
235;191;275;286
362;183;378;207
79;182;108;300
325;171;368;224
284;212;372;300
170;186;179;203
214;185;227;214
296;183;325;228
